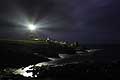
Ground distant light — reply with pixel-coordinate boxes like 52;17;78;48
28;24;37;31
34;38;39;41
47;37;50;40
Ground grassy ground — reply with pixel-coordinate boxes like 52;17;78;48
0;39;75;68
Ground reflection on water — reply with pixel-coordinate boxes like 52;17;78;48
12;48;104;78
13;62;49;77
14;65;34;77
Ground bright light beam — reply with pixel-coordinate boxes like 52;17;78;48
28;24;37;31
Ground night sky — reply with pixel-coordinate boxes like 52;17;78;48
0;0;120;44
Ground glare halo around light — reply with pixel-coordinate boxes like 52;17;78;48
28;24;37;31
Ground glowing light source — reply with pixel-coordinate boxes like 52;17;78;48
28;24;37;31
34;38;39;41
